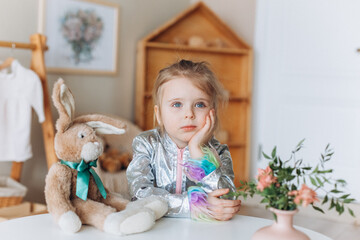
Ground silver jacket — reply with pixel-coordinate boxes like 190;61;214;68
126;128;236;218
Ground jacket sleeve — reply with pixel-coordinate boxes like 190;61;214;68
202;142;236;197
126;134;190;217
183;138;236;198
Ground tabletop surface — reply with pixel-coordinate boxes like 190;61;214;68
0;213;332;240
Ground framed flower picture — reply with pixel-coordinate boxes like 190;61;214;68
39;0;119;75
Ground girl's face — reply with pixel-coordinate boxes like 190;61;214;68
154;77;212;148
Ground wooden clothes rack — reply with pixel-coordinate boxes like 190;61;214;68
0;33;57;181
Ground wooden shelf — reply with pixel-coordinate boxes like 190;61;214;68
227;143;246;148
146;42;250;55
229;97;250;102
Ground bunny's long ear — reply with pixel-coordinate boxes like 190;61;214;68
73;114;127;135
52;78;75;132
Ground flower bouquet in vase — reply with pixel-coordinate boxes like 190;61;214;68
234;140;356;240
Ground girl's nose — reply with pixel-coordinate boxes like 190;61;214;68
185;108;195;119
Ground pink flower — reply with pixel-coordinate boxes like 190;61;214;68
256;166;277;191
288;184;319;207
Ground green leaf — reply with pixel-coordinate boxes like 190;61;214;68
329;199;335;210
312;165;319;174
322;195;328;204
262;152;271;159
302;167;312;170
339;204;345;215
343;198;355;204
316;177;323;187
312;205;325;214
322;176;330;183
317;169;333;174
271;147;277;158
335;202;341;212
340;194;350;199
325;143;330;151
287;175;296;181
348;208;355;217
310;177;318;187
336;179;347;184
326;152;334;157
295;139;305;152
330;189;343;194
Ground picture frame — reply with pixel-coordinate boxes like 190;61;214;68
38;0;120;75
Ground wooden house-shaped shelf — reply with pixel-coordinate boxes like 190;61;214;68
135;2;252;185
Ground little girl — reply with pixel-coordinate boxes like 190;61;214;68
126;59;241;221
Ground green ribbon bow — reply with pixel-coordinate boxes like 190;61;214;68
60;159;107;201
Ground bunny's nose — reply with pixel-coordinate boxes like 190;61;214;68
81;142;103;162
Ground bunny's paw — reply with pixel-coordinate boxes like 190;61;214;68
127;196;168;220
58;211;82;233
103;208;155;235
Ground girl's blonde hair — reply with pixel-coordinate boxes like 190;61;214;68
152;59;229;130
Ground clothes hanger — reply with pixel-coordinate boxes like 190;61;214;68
0;57;15;70
0;43;16;70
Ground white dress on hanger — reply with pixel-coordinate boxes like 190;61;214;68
0;59;44;162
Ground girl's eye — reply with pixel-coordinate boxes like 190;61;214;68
172;102;182;108
195;102;206;108
77;132;86;139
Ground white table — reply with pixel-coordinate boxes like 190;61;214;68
0;214;331;240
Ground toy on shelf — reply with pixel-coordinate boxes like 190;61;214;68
98;144;131;173
187;35;207;47
172;35;228;48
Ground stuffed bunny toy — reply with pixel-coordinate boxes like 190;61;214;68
45;78;168;235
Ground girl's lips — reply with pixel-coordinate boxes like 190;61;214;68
181;125;196;131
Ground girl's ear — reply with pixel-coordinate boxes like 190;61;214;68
154;105;162;125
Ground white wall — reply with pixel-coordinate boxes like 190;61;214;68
254;0;360;202
0;0;190;203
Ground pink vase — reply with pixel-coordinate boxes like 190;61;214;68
252;208;310;240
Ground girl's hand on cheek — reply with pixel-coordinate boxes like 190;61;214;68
188;109;215;159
